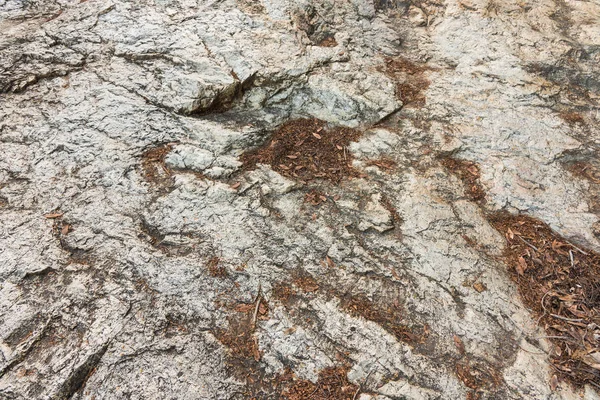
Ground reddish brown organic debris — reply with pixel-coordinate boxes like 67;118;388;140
140;143;175;192
455;358;503;391
381;57;432;107
272;272;426;347
215;299;356;399
215;317;260;361
559;111;586;126
380;194;402;225
440;157;486;202
365;157;397;172
565;161;600;184
318;35;338;47
293;273;320;293
340;294;428;345
140;143;211;192
271;270;320;306
241;119;362;183
47;213;95;265
304;189;329;206
489;213;600;386
281;366;358;400
272;282;296;303
466;391;482;400
213;306;267;397
207;256;228;278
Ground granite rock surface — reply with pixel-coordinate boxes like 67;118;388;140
1;0;600;398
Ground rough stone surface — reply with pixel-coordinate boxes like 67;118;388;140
1;0;599;399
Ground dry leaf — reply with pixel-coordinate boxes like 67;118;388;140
258;303;268;315
286;155;298;159
516;256;527;275
283;327;296;335
549;374;559;391
473;282;487;293
467;165;479;176
507;228;514;240
234;303;254;313
453;335;465;354
61;224;70;235
582;354;600;370
231;182;241;189
44;212;63;219
252;337;261;361
312;132;322;139
325;256;335;268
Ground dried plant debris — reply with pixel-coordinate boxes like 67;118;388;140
207;256;228;278
213;312;265;396
140;143;175;192
47;213;93;265
318;35;338;47
271;270;426;347
281;366;358;400
213;297;272;398
292;273;320;293
271;270;320;305
215;300;357;399
271;282;297;304
364;157;397;172
340;294;428;345
559;111;586;126
304;189;329;206
489;213;600;386
381;57;432;107
380;193;402;225
216;312;262;361
565;161;600;184
440;157;486;202
455;358;503;392
237;0;266;14
241;119;362;183
138;217;197;257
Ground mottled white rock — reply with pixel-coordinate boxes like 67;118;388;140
1;0;599;399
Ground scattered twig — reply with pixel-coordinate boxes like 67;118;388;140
550;314;583;323
569;250;574;267
535;335;572;341
517;235;539;252
308;385;320;399
590;380;600;390
352;368;373;400
571;244;589;256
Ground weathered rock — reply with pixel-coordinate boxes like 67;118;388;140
1;0;599;399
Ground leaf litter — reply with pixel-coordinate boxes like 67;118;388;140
489;213;600;387
442;156;600;387
241;119;362;183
